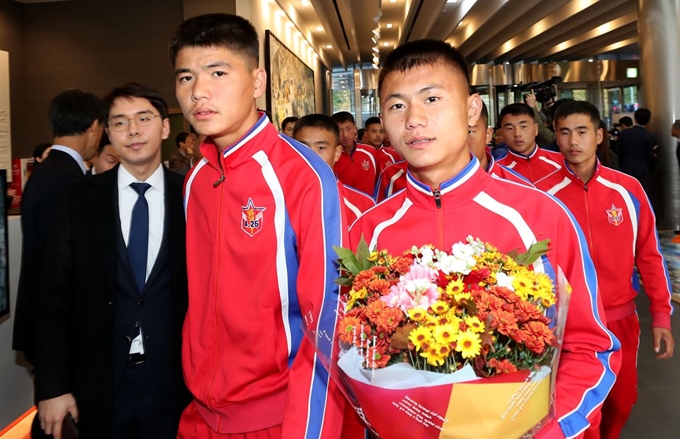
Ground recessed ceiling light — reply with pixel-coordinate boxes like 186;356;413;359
326;44;332;49
383;42;389;46
316;26;323;31
301;0;310;6
386;23;393;28
390;0;396;2
588;58;594;62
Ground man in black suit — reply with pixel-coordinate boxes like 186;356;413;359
34;83;189;439
617;108;657;196
13;89;105;364
167;132;194;175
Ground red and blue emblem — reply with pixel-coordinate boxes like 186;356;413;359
241;198;265;237
605;204;624;226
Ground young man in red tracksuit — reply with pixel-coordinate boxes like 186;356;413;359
496;103;564;183
332;111;381;197
373;100;527;202
293;114;375;227
170;14;347;439
353;39;621;439
535;101;674;439
365;116;402;170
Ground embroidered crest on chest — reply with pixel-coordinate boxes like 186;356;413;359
605;204;624;226
361;159;370;171
241;198;266;237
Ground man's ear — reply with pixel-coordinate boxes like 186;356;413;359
333;144;342;165
485;126;493;145
161;118;171;140
467;94;482;127
254;68;267;100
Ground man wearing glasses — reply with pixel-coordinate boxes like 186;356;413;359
33;82;190;439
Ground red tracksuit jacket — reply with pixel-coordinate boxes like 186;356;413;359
183;114;346;438
350;156;621;439
535;161;673;328
334;142;380;197
339;182;375;228
496;144;563;183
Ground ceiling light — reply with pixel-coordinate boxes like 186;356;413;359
326;44;332;49
390;0;396;2
588;58;594;62
372;46;380;53
301;0;310;6
504;61;510;65
386;23;393;28
316;26;323;31
383;42;389;46
447;0;458;2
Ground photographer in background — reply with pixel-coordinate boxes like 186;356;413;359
524;90;555;148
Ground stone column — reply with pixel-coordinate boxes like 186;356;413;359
638;0;680;229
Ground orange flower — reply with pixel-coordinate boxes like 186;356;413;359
368;278;393;295
376;306;404;333
364;300;387;323
352;271;376;291
338;316;363;344
390;256;413;274
490;309;519;336
494;359;518;374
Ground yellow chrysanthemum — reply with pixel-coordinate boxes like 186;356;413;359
465;316;485;333
433;324;458;345
446;312;463;330
408;308;428;322
445;278;465;296
420;343;446;366
367;251;379;262
453;291;472;303
431;300;450;315
455;329;482;359
409;326;432;350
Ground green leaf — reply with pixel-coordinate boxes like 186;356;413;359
355;235;373;271
515;239;551;266
333;245;360;275
334;276;353;287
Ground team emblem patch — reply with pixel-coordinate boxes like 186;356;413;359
241;198;266;237
361;160;370;171
606;204;624;226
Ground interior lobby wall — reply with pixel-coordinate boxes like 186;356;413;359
17;0;184;158
0;0;25;163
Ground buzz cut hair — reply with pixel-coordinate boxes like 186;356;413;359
553;100;600;128
499;103;535;124
365;117;382;129
168;13;259;69
331;111;355;125
378;39;470;95
293;114;340;145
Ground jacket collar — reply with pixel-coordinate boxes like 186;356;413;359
506;144;539;160
559;157;602;184
405;155;492;208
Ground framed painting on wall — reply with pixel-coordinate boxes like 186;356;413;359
265;30;316;132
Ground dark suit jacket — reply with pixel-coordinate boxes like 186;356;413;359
33;165;190;436
167;148;191;176
617;125;656;192
13;149;84;362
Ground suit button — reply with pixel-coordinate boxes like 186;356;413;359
108;300;113;306
123;336;131;344
137;300;145;308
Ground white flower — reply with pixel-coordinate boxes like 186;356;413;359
496;272;515;291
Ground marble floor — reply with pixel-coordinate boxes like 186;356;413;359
620;231;680;439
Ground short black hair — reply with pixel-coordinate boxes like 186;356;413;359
175;132;191;148
365;117;381;129
97;132;111;155
102;82;169;122
480;100;489;126
169;13;259;69
618;116;633;127
32;142;52;160
499;103;535;124
293;114;340;145
281;116;299;132
553;100;600;128
48;89;106;138
634;108;651;125
331;111;355;125
378;39;469;95
357;128;366;140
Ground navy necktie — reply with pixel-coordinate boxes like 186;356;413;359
128;182;151;293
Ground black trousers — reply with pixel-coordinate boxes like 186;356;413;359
111;361;177;439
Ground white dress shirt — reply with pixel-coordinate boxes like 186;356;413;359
117;163;165;354
50;144;87;174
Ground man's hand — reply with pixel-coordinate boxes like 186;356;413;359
37;393;78;439
525;91;538;109
652;327;674;359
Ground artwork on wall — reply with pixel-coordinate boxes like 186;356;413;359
265;30;316;131
0;169;8;318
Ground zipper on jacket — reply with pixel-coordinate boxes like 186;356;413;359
213;158;225;187
583;183;596;260
433;188;442;209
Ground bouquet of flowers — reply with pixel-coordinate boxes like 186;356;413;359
314;236;570;439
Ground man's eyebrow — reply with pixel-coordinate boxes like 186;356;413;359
384;85;440;102
174;61;231;75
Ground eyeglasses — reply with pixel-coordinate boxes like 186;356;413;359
108;113;162;132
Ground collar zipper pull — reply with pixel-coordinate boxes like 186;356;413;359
213;174;225;187
433;188;442;209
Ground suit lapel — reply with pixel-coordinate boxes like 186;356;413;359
87;166;126;295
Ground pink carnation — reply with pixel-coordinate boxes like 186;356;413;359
381;264;439;311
